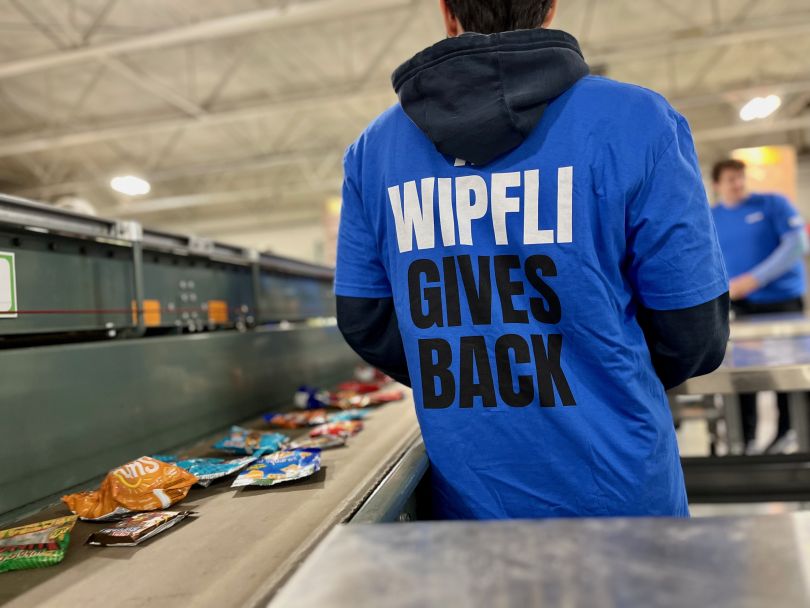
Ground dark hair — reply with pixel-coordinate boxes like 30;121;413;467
712;159;746;183
445;0;554;34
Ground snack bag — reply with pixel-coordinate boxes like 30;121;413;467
87;511;195;547
294;386;331;410
153;456;256;487
354;366;393;384
327;409;368;423
289;435;346;450
62;457;197;521
310;420;363;439
264;409;328;429
368;389;405;406
331;391;372;410
0;516;77;573
232;450;321;488
213;426;288;456
336;381;382;395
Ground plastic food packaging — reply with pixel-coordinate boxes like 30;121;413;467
336;381;382;395
331;392;372;410
0;516;77;574
310;420;364;439
87;511;195;547
294;386;331;410
153;456;256;487
231;450;321;488
367;389;405;406
62;456;198;521
354;366;393;384
327;409;368;423
264;409;328;429
213;426;288;456
289;435;346;450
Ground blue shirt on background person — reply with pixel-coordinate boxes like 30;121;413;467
334;0;730;520
712;193;806;304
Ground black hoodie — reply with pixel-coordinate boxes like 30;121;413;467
337;29;728;390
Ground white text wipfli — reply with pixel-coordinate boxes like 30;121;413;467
387;167;574;253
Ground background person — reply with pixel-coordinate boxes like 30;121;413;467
711;158;809;454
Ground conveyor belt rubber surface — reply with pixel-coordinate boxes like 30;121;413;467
0;395;419;608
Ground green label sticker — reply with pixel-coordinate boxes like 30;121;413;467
0;252;17;319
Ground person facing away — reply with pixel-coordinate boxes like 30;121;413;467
335;0;730;519
711;159;809;454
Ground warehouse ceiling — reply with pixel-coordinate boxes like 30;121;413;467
0;0;809;243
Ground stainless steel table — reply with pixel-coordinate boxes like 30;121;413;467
730;312;810;341
271;514;810;608
672;318;810;454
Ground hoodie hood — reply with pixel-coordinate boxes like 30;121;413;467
392;29;589;166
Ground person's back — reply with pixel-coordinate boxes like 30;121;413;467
335;0;729;519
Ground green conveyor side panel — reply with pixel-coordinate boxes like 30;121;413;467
141;252;255;328
0;229;135;335
0;325;357;516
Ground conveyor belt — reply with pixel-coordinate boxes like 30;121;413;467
0;395;419;608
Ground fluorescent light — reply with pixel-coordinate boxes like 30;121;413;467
110;175;151;196
739;94;782;122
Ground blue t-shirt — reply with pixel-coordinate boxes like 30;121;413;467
335;75;728;520
712;193;806;303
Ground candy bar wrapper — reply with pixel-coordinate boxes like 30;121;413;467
264;409;328;429
154;456;256;487
0;516;77;573
213;426;288;456
62;457;197;521
87;511;195;547
289;435;346;451
310;420;364;439
231;450;321;488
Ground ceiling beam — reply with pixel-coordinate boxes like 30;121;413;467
694;114;810;142
6;71;810;168
112;180;341;217
587;12;810;65
0;82;393;158
670;78;810;109
14;147;340;198
0;0;413;80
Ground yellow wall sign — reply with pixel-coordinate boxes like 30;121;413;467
732;145;797;203
0;252;17;319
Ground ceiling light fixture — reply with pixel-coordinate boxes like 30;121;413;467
739;94;782;122
110;175;151;196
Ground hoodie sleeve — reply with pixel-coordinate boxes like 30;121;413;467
636;293;730;390
336;296;411;387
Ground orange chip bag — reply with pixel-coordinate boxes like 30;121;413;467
62;457;198;521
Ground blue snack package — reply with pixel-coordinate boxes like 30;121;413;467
231;450;321;488
162;457;256;487
213;426;288;457
327;409;368;423
294;386;331;410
